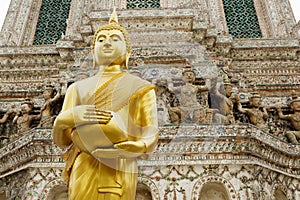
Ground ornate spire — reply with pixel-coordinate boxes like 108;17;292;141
109;7;118;25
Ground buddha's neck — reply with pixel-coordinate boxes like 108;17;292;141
98;65;123;75
100;65;122;73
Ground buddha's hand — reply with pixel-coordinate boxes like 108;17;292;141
91;148;124;159
91;141;146;159
82;105;113;125
114;141;146;157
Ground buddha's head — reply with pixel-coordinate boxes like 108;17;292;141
91;9;131;68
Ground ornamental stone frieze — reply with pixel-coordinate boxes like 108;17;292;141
1;126;299;199
0;46;58;56
137;164;299;199
1;125;298;177
0;128;63;175
228;60;300;96
230;48;297;60
232;39;299;49
0;68;60;82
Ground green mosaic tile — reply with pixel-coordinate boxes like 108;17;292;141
127;0;160;9
33;0;71;45
222;0;262;38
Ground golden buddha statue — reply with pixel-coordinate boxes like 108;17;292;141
53;9;158;200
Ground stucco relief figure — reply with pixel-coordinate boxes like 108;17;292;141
276;98;300;144
153;78;171;125
0;105;16;124
0;104;17;142
13;99;40;137
236;92;268;131
53;10;158;200
38;85;61;127
209;77;235;124
167;65;208;124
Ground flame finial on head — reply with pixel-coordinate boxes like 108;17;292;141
109;7;118;24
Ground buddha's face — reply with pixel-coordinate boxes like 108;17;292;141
93;29;127;66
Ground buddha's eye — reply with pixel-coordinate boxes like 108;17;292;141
112;37;119;42
98;37;105;42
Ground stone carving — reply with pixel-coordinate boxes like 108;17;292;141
12;99;40;138
153;77;180;125
276;97;300;144
0;106;16;124
167;65;208;124
154;78;171;125
292;20;300;38
209;77;235;124
38;84;62;128
0;104;17;143
236;92;269;132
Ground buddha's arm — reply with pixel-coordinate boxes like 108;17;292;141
53;84;80;148
53;84;113;149
115;89;158;158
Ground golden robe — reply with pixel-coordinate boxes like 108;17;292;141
53;72;158;200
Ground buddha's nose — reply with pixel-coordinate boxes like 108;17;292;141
104;42;111;48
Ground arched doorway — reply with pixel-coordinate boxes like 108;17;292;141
199;182;230;200
46;184;68;200
136;183;153;200
274;188;288;200
0;189;6;200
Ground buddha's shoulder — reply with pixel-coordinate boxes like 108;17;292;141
72;75;99;87
123;73;152;84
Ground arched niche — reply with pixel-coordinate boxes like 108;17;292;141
191;175;238;200
47;185;68;200
136;183;153;200
39;179;68;200
137;177;160;200
274;189;288;200
46;184;68;200
0;188;6;200
199;182;230;200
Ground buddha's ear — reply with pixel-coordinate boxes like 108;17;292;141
125;52;131;70
92;50;96;69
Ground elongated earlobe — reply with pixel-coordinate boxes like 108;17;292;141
125;52;131;70
92;52;96;69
